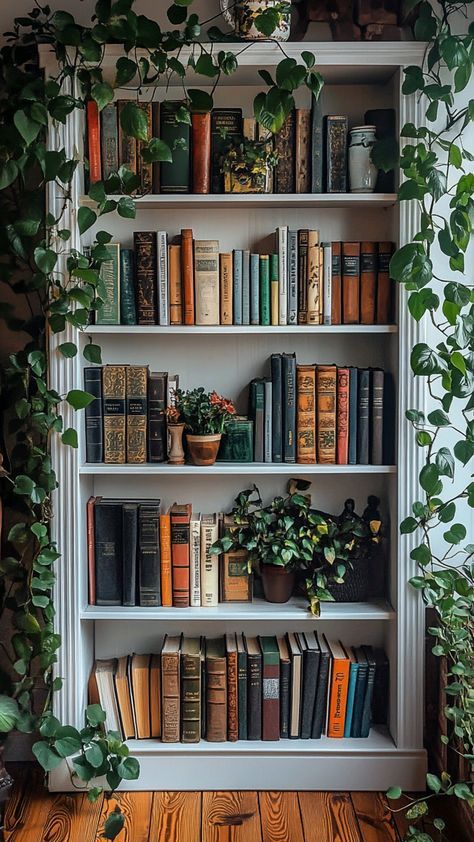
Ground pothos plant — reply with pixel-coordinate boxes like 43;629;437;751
0;1;322;835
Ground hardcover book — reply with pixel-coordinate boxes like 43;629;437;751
86;100;101;183
260;636;280;741
117;100;137;177
348;367;358;465
249;378;265;463
195;240;219;325
246;636;262;741
220;253;233;325
218;417;253;463
242;249;250;326
331;241;342;325
84;367;103;463
288;230;298;325
282;353;297;463
226;633;238;741
357;368;370;464
87;496;96;604
94;501;122;605
236;633;248;740
277;635;291;739
210;108;242;193
157;230;169;326
277;226;288;325
322;242;332;325
134;231;157;325
370;368;384;465
181;229;194;325
360;241;377;324
161;635;181;743
131;653;151;739
264;379;273;464
307;230;321;325
377;241;395;324
233;249;243;326
351;647;369;737
296;364;316;464
270;353;283;463
270;252;279;326
120;248;136;325
100;103;118;182
190;511;201;608
151;102;160;194
159;513;173;607
310;98;323;193
126;365;147;463
114;656;135;740
311;634;330;739
200;513;219;607
181;637;202;743
138;501;161;607
326;638;350;738
160;101;190;193
299;631;320;740
148;371;167;462
344;648;359;738
259;254;270;326
103;365;126;463
297;229;309;324
295;108;311;193
96;243;120;325
336;367;350;465
274;110;296;193
342;242;360;324
122;503;138;607
220;545;251;603
250;253;260;326
150;653;161;738
317;365;337;463
324;115;348;193
170;502;192;607
360;647;376;738
287;632;302;738
138;102;152;193
191;112;211;194
206;637;227;742
168;243;182;325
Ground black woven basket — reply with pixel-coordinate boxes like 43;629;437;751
328;557;370;603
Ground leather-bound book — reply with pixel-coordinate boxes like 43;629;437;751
138;102;152;193
297;229;309;324
120;248;136;325
190;512;201;608
317;365;337;463
324;115;348;193
151;102;160;193
357;368;370;464
277;635;291;739
360;241;377;324
103;365;126;463
94;501;122;605
260;636;280;741
220;253;233;325
286;632;302;738
134;231;157;325
161;635;181;743
310;98;323;193
101;103;118;182
170;502;192;607
117;100;137;177
295;108;311;193
195;240;219;325
299;631;320;740
126;365;147;463
282;353;297;464
307;230;321;324
377;242;395;324
245;636;262;741
206;637;227;742
236;633;248;740
86;100;101;183
114;656;135;740
226;633;238;741
344;649;359;738
211;108;242;193
326;638;350;738
336;367;350;465
370;368;384;465
138;501;161;606
297;364;316;464
84;366;103;463
150;653;161;738
331;242;342;325
160;101;190;193
348;368;358;465
181;228;195;325
311;634;330;739
274;110;296;193
87;496;96;605
181;637;202;743
148;371;167;463
131;653;151;739
122;503;138;607
342;241;360;324
192;112;211;193
264;378;272;463
270;354;283;463
97;243;120;325
160;512;173;607
168;243;182;325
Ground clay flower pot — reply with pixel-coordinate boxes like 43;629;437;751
187;433;222;466
261;564;296;603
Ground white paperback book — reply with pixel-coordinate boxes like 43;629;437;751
322;242;332;325
157;230;169;326
277;225;288;325
190;512;201;607
200;514;219;607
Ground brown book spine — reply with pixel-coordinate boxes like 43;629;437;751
86;100;101;183
296;365;316;464
317;365;337;463
168;244;182;324
262;656;280;742
152;102;160;193
325;115;348;193
360;241;377;324
295;108;311;194
181;652;201;743
342;242;360;324
274;110;296;193
87;496;96;605
377;242;395;324
160;514;173;607
161;651;180;743
220;253;233;325
297;230;308;324
103;365;126;463
117;100;137;176
206;655;227;742
171;503;191;607
181;229;195;325
336;367;350;465
331;242;342;325
192;112;211;194
126;365;147;463
138;101;152;193
307;230;321;324
134;231;157;324
227;648;238;742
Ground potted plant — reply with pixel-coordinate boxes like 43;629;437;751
174;387;236;466
221;135;279;194
220;1;292;42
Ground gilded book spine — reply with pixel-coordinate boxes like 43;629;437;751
134;231;156;325
296;365;316;463
96;243;120;325
100;103;118;181
220;253;233;325
103;365;126;463
295;108;311;193
162;652;180;743
317;365;337;463
126;365;147;463
307;230;321;324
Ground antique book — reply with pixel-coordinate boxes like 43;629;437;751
168;243;182;325
360;646;377;738
249;378;265;463
322;242;332;325
360;241;377;324
131;653;151;739
377;241;395;324
287;632;302;738
86;100;101;183
120;248;136;325
299;631;320;740
310;97;323;193
271;353;283;463
117;100;137;177
282;353;297;463
181;637;202;743
232;249;243;326
277;635;291;739
318;243;324;323
311;634;331;739
307;229;321;324
274;110;296;193
191;112;211;193
331;241;342;325
157;230;169;326
161;635;181;743
148;371;167;462
206;637;227;742
226;633;238;741
100;103;118;181
326;638;350;738
246;636;262;741
270;252;279;326
114;656;135;740
324;115;348;193
195;240;219;325
181;228;194;325
242;249;250;325
93;659;121;735
296;364;316;464
126;365;147;463
357;368;370;464
137;102;152;193
220;253;233;325
200;513;218;607
170;502;192;607
342;241;360;324
297;229;309;324
264;379;272;464
84;366;103;463
94;500;122;605
151;101;160;194
159;512;173;608
243;116;256;140
217;417;253;463
103;365;126;463
134;231;157;325
250;253;260;326
122;503;138;607
210;108;242;193
220;528;251;603
343;648;359;738
150;653;161;738
236;633;248;740
295;108;311;193
337;367;350;465
317;365;337;463
370;368;384;465
277;226;288;325
288;230;298;325
87;496;96;604
138;501;161;607
348;367;358;465
160;101;190;193
190;511;201;608
351;647;369;737
97;242;120;325
259;254;270;326
260;636;280;741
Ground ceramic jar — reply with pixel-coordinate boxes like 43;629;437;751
220;1;291;42
349;125;378;193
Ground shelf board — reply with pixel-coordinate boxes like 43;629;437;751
80;192;398;210
79;463;397;476
81;598;395;622
83;324;397;336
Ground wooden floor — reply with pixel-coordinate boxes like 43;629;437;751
3;765;467;841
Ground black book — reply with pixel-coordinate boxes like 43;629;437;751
148;371;167;462
299;631;320;739
277;635;291;738
211;108;242;193
383;370;396;465
310;98;323;194
138;501;161;607
311;633;330;738
270;354;283;463
160;101;190;194
370;368;384;465
245;636;262;740
84;367;103;463
94;501;122;605
324;115;348;193
122;503;138;607
351;647;369;737
357;368;370;465
348;367;358;466
236;633;248;741
364;108;396;193
372;648;389;725
282;352;296;463
360;645;377;738
200;649;206;740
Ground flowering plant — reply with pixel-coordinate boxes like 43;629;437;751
173;387;236;435
165;405;182;425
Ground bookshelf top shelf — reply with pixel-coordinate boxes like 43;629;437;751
79;463;397;476
79;193;399;210
83;324;398;336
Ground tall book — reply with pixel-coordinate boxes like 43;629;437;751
151;102;160;194
288;230;298;325
206;637;227;742
226;633;238;742
181;637;202;743
336;367;350;465
295;108;311;193
84;367;103;463
282;353;296;463
138;501;161;607
96;242;120;325
148;371;167;463
210;108;242;193
277;226;288;325
94;501;122;605
195;240;219;325
170;502;192;607
357;368;370;465
377;242;395;324
270;353;283;463
87;496;96;604
159;512;173;607
189;512;201;608
181;229;194;325
311;633;331;739
117;100;137;177
307;229;321;324
331;241;342;325
120;248;136;325
168;243;182;325
220;253;233;325
150;653;161;738
344;648;359;738
236;633;248;740
326;638;350;738
351;647;369;737
242;249;250;326
157;230;169;326
246;636;262;741
103;365;126;463
360;241;377;324
249;378;265;463
86;100;101;183
296;364;316;464
299;631;320;740
360;646;377;738
277;635;291;739
160;101;190;193
322;242;332;325
137;102;152;193
122;503;138;607
100;103;118;181
114;656;135;739
342;242;360;324
310;97;323;193
200;513;219;607
260;636;280;741
297;229;309;324
370;368;384;465
287;632;302;739
161;635;181;743
134;231;157;325
250;253;260;326
131;653;151;738
126;365;147;463
348;367;358;465
372;648;389;725
264;379;272;464
274;110;296;193
269;253;278;326
94;660;121;735
191;112;211;193
317;365;337;463
233;249;243;326
324;115;348;193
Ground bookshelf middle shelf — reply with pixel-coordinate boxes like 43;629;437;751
79;463;397;476
84;324;398;336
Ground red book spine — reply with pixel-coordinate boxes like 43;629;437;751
170;505;191;607
336;367;349;465
86;101;101;183
192;113;211;194
262;660;280;741
181;229;195;325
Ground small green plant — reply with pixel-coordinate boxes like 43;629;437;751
174;387;236;435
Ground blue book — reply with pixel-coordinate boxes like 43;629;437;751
351;647;368;737
242;249;250;325
343;651;359;737
360;646;376;738
288;230;298;325
250;253;260;325
233;249;243;325
348;367;358;465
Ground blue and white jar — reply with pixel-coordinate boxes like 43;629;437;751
349;125;378;193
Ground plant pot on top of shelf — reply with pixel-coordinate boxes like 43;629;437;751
220;0;291;41
172;387;236;467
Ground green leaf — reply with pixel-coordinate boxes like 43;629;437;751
119;101;149;141
411;343;447;376
83;343;102;364
419;463;439;495
301;51;315;68
32;741;63;771
448;143;463;169
370;137;399;172
66;389;95;410
91;83;114;112
0;160;19;190
427;409;450;427
14;474;35;496
386;786;402;800
85;743;105;768
86;703;106;727
435;447;454;479
188;89;213;113
115;57;137;86
58;342;78;358
62;428;78;448
34;247;57;274
39;715;61;738
78;207;97;235
14;109;42;145
438;501;456;523
454;440;474;465
72;755;97;783
426;773;441;793
167;3;187;24
402;65;425;94
400;517;418;534
0;696;19;733
195;54;218;78
117;196;136;218
443;523;466;544
117;756;140;780
103;809;125;839
140;138;172;164
454;62;471;93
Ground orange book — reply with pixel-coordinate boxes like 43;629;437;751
377;242;395;324
331;242;342;325
170;503;192;607
296;364;316;463
87;496;96;605
360;241;377;324
316;365;337;463
160;513;173;607
181;229;194;325
168;244;182;325
86;100;101;183
191;113;211;194
325;637;350;738
336;367;349;465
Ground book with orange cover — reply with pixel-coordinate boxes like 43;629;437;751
86;100;101;183
296;364;316;463
170;502;192;607
316;365;337;463
360;241;377;324
168;244;182;325
331;242;342;325
192;113;211;194
325;637;350;738
130;653;151;738
336;367;349;465
181;229;194;325
150;653;161;738
377;242;395;324
114;655;136;740
160;513;173;607
87;495;96;605
342;242;360;324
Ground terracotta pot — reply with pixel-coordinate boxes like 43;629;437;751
261;564;296;603
186;433;222;466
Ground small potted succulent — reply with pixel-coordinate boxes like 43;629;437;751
221;135;279;194
173;387;236;466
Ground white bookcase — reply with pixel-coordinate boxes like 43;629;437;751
40;42;428;792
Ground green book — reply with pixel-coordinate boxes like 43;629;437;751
96;242;120;325
160;101;190;194
259;254;270;326
120;248;136;325
217;417;254;462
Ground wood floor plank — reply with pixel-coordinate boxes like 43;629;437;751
4;766;58;842
259;792;304;842
202;792;262;842
298;792;362;842
96;792;153;842
42;792;104;842
351;792;399;842
149;792;201;842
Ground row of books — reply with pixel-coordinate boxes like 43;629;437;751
88;498;250;609
87;100;391;195
95;234;395;328
90;634;389;743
